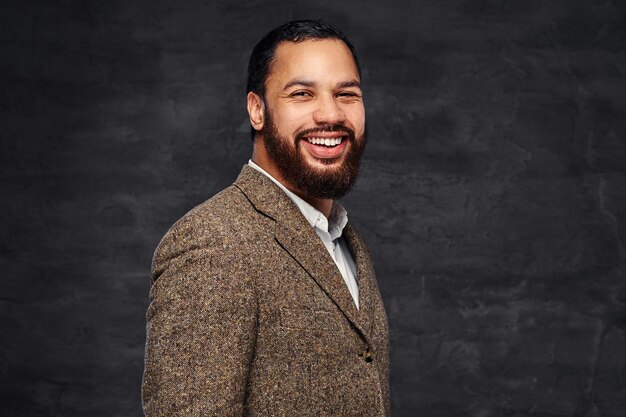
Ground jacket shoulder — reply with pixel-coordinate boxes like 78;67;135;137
151;185;267;282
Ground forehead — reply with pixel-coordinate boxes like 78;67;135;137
266;39;360;86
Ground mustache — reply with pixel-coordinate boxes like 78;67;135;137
295;125;356;141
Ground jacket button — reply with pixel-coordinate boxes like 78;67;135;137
360;348;374;363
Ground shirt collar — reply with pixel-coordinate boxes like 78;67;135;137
248;160;348;240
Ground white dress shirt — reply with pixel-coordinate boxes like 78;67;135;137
248;160;359;309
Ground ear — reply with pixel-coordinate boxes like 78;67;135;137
247;91;265;131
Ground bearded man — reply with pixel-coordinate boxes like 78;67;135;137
142;20;390;417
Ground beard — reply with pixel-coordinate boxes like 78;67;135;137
260;111;367;200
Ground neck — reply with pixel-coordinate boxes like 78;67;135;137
301;195;333;219
251;147;334;218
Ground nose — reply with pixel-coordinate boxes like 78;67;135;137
312;94;345;125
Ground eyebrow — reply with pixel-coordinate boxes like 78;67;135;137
337;80;362;89
282;79;362;90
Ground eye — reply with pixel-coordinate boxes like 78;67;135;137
337;91;361;98
337;89;361;97
290;91;312;98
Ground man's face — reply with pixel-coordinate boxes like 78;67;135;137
258;39;366;199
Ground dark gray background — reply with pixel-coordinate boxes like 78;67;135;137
2;0;625;416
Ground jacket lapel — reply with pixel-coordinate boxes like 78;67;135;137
234;165;372;343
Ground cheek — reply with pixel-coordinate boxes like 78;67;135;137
346;106;365;134
277;106;317;132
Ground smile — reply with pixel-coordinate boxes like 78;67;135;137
306;137;343;147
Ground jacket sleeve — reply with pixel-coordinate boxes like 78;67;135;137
142;227;258;416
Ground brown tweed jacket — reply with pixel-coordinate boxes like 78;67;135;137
142;165;390;417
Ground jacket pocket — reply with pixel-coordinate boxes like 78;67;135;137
279;307;341;332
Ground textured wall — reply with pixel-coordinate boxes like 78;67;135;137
1;0;625;416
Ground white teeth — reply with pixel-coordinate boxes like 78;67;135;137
307;137;343;146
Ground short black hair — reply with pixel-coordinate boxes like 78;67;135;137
246;20;361;98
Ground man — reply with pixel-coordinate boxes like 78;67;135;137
142;20;389;416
